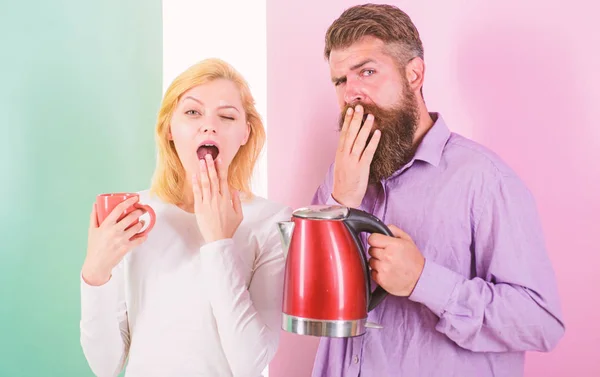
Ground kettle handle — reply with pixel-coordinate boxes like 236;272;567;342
344;208;394;312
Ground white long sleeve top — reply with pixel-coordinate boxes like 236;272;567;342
80;190;292;377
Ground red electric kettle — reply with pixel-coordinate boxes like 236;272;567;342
277;205;394;337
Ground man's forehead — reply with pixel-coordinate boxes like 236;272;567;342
329;38;387;72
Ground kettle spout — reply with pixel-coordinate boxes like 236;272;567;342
277;221;295;258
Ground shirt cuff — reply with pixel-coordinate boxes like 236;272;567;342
199;238;235;253
326;194;367;211
326;194;342;206
408;259;465;317
80;272;119;318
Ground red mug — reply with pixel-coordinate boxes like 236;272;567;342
96;193;156;240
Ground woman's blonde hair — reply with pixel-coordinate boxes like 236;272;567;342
150;58;265;204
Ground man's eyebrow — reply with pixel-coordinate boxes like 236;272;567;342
350;59;375;71
331;59;376;84
332;75;346;84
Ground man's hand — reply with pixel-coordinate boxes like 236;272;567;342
368;225;425;296
332;105;381;208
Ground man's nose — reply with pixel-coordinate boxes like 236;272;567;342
344;81;365;105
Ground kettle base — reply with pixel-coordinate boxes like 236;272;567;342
282;313;366;338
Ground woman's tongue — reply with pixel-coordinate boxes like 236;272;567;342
197;146;219;160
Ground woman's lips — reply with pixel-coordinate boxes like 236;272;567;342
197;145;219;160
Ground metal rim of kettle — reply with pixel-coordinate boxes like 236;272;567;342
291;205;350;220
282;313;368;338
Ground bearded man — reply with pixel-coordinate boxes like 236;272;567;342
310;4;565;377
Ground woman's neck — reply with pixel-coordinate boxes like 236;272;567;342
177;180;195;213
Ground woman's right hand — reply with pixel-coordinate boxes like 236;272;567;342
81;197;148;286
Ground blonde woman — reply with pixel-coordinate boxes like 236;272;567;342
80;58;291;377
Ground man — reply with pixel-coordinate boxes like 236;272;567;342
310;4;564;377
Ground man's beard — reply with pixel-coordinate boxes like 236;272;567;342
338;90;419;183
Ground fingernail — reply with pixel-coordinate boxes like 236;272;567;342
355;105;362;113
346;108;353;115
367;114;373;121
206;154;212;161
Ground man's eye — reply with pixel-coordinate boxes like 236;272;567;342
362;69;375;77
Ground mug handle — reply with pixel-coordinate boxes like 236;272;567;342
131;203;156;240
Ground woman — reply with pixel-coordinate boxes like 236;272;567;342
80;58;291;377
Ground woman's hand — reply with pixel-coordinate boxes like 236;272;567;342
192;154;243;244
82;197;147;286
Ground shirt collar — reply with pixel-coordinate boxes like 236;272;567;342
382;113;451;183
412;112;451;167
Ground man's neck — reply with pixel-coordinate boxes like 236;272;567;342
413;104;435;147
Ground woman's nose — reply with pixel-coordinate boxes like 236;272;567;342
200;120;217;134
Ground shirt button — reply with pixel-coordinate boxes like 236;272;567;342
353;355;359;364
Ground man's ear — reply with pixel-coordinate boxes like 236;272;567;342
405;57;425;92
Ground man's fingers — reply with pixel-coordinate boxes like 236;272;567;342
343;105;364;153
389;224;412;241
360;129;381;165
368;232;394;248
371;269;381;285
338;107;354;152
351;113;374;157
368;246;385;259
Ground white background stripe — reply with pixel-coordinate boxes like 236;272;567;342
162;0;268;200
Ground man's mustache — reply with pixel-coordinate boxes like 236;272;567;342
338;103;383;130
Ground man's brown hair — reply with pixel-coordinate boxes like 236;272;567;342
324;4;424;65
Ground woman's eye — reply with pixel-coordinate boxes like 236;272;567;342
221;116;235;121
185;110;201;116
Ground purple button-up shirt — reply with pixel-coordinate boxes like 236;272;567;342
310;114;564;377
